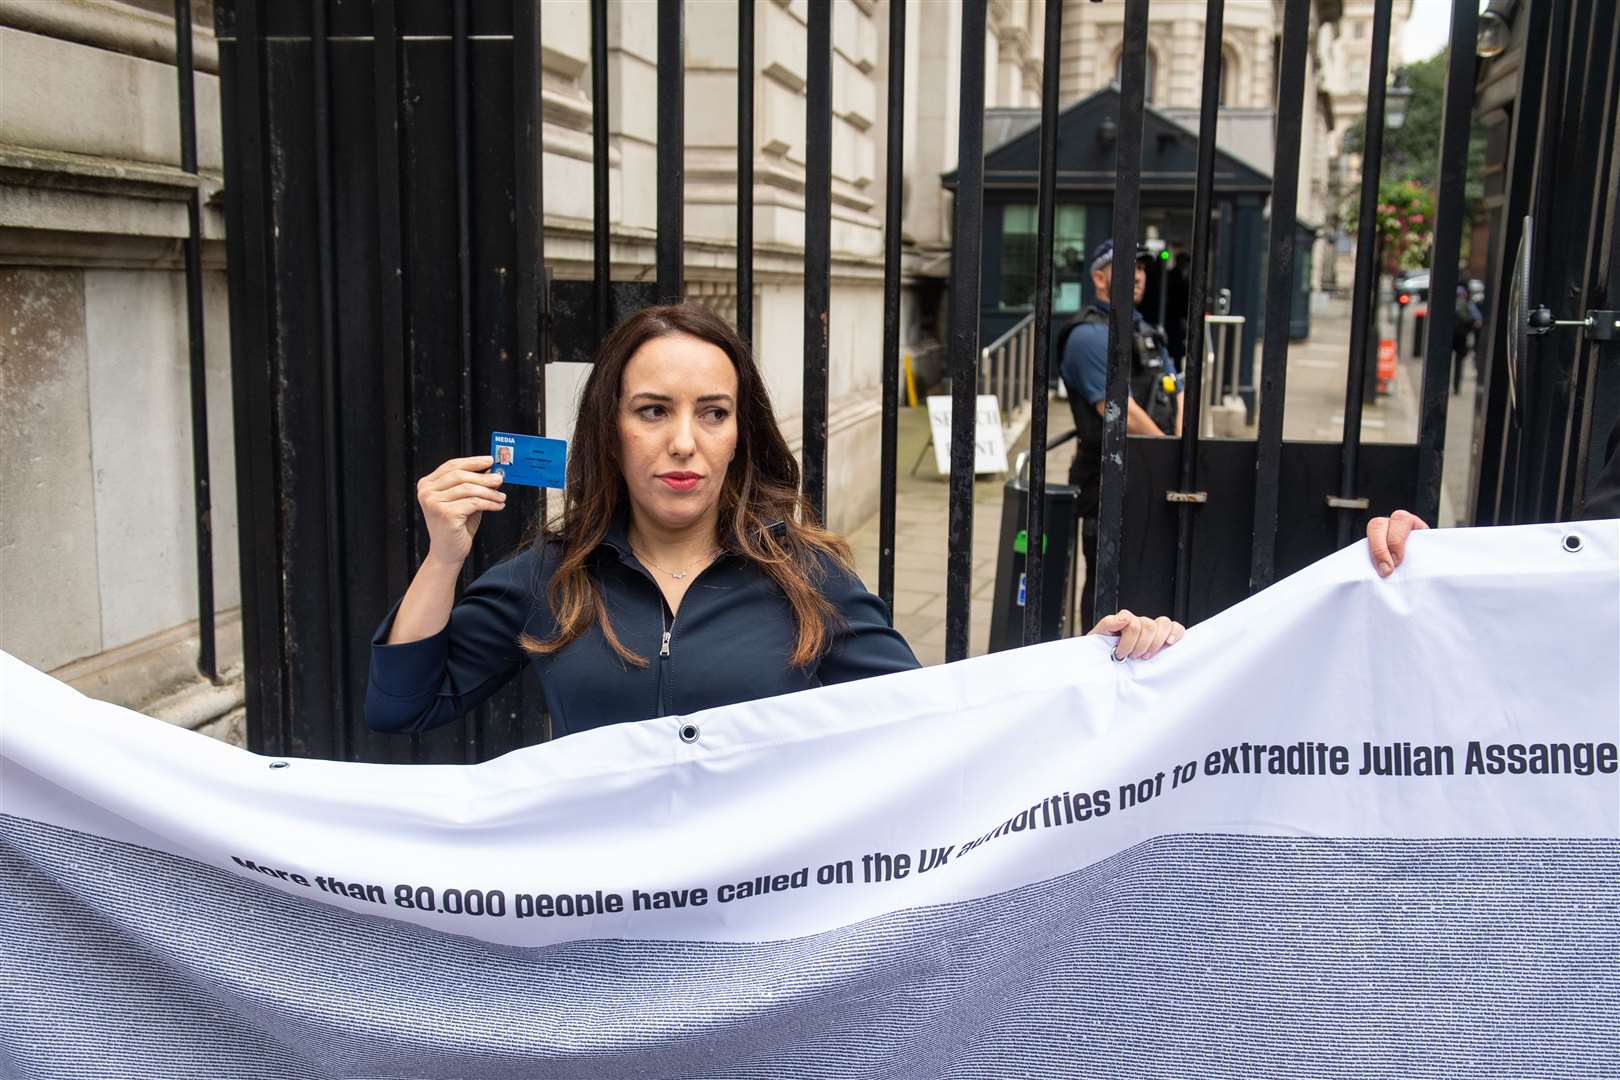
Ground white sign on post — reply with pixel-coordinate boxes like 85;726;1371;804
926;394;1008;475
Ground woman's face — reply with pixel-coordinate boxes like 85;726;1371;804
617;333;740;536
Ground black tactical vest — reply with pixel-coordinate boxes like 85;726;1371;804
1059;304;1178;509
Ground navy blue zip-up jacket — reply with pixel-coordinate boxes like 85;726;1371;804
365;518;919;738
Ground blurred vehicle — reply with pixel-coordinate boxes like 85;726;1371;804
1392;271;1485;359
1395;270;1428;313
1394;270;1486;309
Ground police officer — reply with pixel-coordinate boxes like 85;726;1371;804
1059;238;1184;631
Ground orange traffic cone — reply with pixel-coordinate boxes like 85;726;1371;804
1376;338;1397;395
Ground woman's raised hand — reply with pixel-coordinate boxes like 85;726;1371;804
1089;610;1184;661
417;456;506;566
1366;509;1429;577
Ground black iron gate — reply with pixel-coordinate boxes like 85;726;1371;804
215;0;1619;764
1467;0;1620;528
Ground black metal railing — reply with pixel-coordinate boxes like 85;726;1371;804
211;0;1617;763
1021;0;1062;643
1412;0;1479;524
945;0;988;662
1336;0;1393;551
878;0;906;615
803;1;833;522
738;0;756;348
173;0;216;682
658;1;684;301
1094;0;1152;616
1171;0;1224;622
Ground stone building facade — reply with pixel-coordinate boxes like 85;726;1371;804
0;0;243;737
0;0;1044;740
1320;0;1416;153
1058;0;1280;112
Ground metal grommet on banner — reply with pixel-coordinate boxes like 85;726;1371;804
268;761;290;770
678;723;701;744
1110;650;1128;664
1561;533;1584;554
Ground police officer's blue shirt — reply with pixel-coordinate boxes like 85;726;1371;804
1060;302;1179;406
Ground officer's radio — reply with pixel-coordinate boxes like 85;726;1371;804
1130;321;1178;433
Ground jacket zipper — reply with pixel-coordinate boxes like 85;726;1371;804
631;553;728;719
658;605;673;716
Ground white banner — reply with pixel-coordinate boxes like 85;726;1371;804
3;522;1618;1077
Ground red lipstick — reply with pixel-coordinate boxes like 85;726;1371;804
659;472;701;493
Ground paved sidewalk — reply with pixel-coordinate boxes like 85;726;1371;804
843;405;1074;667
1281;300;1418;443
1279;297;1480;526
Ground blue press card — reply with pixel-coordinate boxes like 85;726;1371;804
490;432;566;488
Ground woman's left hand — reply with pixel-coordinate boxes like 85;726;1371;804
1089;610;1184;661
1366;509;1429;576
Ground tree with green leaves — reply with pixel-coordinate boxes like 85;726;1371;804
1342;47;1488;268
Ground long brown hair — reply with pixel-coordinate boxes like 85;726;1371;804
521;303;852;668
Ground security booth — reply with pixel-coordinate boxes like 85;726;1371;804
942;88;1276;416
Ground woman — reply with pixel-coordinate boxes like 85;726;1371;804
366;304;1183;739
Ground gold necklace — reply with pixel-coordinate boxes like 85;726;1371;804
631;544;721;581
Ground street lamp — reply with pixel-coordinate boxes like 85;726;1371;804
1477;0;1517;59
1385;69;1412;130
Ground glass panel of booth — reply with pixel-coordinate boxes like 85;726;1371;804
998;204;1090;312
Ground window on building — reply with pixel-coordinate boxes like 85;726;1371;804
1114;48;1157;104
1220;48;1240;106
1001;205;1038;309
1352;20;1366;38
999;204;1090;311
1053;204;1088;312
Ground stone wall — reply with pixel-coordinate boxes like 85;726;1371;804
0;3;239;734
